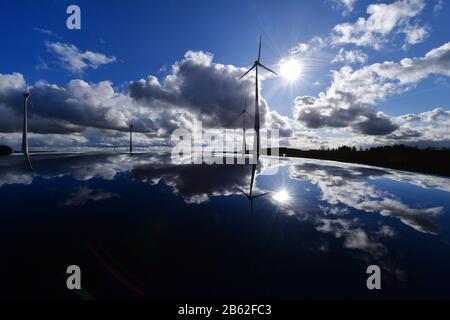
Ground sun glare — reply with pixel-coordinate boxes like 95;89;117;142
273;189;291;203
279;59;302;81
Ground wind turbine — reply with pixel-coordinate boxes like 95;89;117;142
240;35;278;160
237;99;252;157
129;123;133;155
22;87;34;171
236;164;270;217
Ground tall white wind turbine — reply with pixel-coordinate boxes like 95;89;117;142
239;35;278;160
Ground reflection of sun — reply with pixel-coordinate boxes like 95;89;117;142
279;59;302;81
273;189;290;203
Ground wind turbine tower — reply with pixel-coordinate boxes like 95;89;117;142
129;123;133;155
238;99;251;157
240;35;278;160
22;90;34;171
22;91;30;155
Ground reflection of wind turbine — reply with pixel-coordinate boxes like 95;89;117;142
237;99;252;157
240;35;278;160
22;87;34;171
129;123;133;155
237;164;270;216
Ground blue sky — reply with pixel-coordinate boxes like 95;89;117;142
0;0;449;149
1;0;343;87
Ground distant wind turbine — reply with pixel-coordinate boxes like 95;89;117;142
240;35;278;160
129;123;133;155
22;88;34;171
237;99;252;157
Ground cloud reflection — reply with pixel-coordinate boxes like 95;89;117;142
289;161;444;234
131;159;255;204
62;186;119;206
0;154;448;235
0;153;259;204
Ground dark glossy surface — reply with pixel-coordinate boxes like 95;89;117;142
0;145;13;156
1;153;449;299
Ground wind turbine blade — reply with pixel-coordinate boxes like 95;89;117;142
235;110;245;120
258;35;262;61
253;192;271;199
28;88;35;109
258;62;278;76
239;64;256;79
236;187;250;199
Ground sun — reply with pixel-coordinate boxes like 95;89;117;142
279;59;302;81
273;189;291;203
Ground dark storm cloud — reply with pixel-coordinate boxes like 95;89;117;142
129;51;270;129
0;106;82;134
353;113;399;135
29;80;131;131
0;73;133;132
0;50;277;140
0;73;84;134
0;73;178;136
268;111;294;137
386;128;422;140
294;94;399;135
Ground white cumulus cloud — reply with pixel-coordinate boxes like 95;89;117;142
46;41;116;74
332;48;368;65
332;0;428;49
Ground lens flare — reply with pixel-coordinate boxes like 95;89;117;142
279;59;301;81
273;189;290;203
